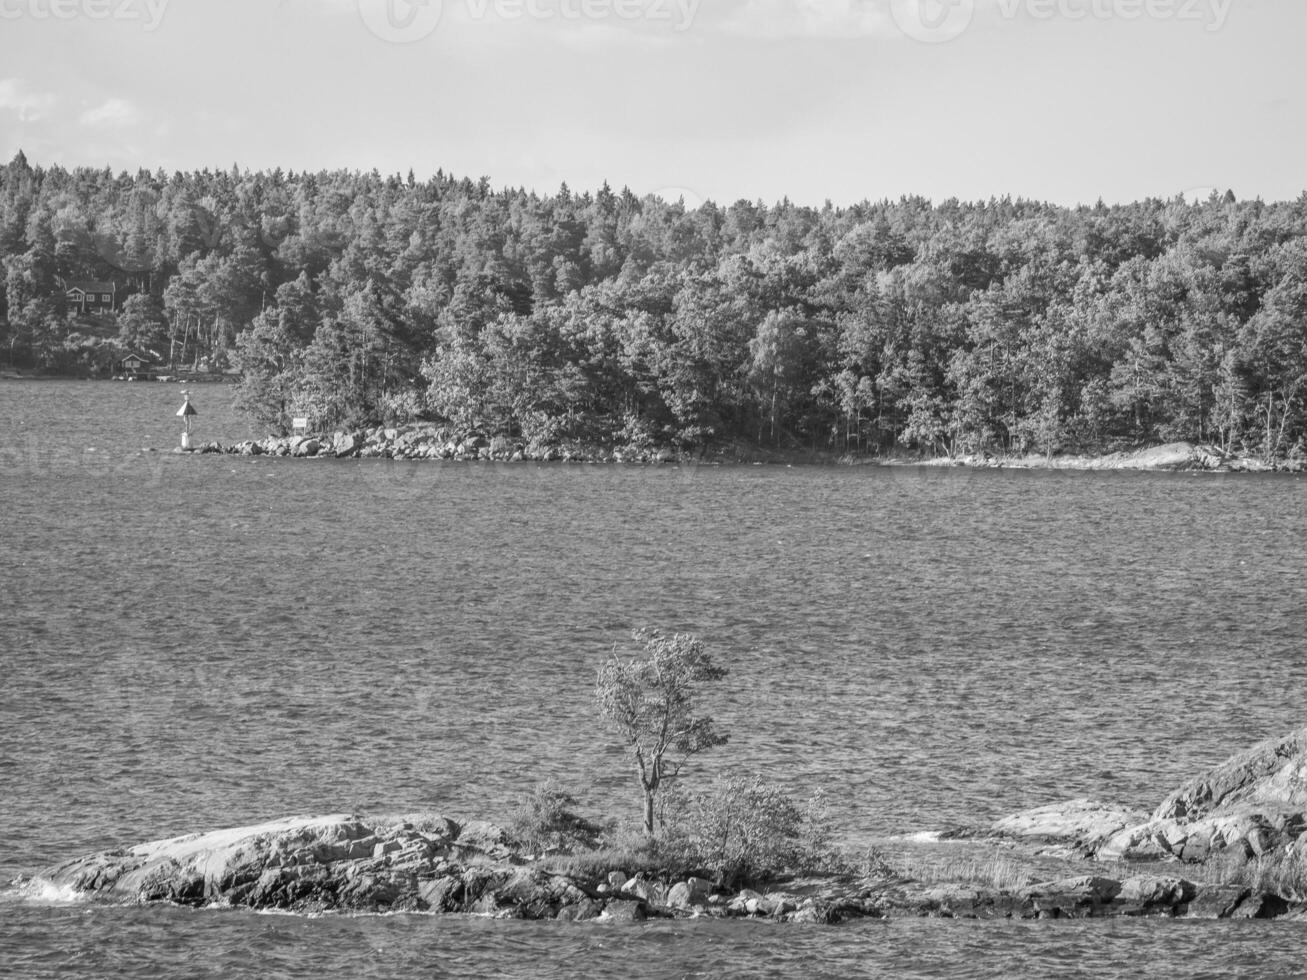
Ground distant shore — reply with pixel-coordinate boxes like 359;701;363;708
180;426;1303;474
2;374;1296;472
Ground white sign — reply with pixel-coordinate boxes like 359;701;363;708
292;418;309;432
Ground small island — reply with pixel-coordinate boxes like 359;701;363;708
17;632;1307;925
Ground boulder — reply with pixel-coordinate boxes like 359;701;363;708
333;433;360;458
726;888;764;914
452;821;513;859
621;875;664;905
1113;876;1195;915
668;877;713;910
1155;727;1307;823
1187;884;1253;919
1091;443;1214;471
666;881;695;909
990;800;1146;852
601;898;648;922
1003;727;1307;866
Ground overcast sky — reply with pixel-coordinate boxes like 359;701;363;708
0;0;1302;207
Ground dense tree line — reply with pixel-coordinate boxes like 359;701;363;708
3;149;1306;459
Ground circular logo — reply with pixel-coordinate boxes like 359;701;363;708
357;0;443;44
890;0;975;44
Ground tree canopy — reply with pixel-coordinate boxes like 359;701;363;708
595;629;728;836
3;151;1306;460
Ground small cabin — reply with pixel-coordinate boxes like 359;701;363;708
65;280;118;313
119;351;154;378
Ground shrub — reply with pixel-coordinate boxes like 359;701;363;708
663;775;836;889
505;780;607;855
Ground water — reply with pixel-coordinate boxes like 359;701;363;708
3;380;1307;978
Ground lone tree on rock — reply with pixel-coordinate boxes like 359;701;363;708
594;628;729;837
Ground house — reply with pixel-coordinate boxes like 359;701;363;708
119;351;154;378
65;280;118;313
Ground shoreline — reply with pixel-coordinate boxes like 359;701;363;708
185;427;1303;475
8;811;1279;924
2;376;1297;472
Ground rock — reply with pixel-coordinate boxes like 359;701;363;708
621;875;663;905
333;433;360;458
453;821;513;859
1090;443;1214;472
1155;727;1307;823
601;898;648;922
555;899;603;921
1187;884;1253;919
668;878;713;910
1004;727;1307;866
666;882;694;909
1097;822;1172;862
1113;876;1195;915
418;876;463;912
1020;877;1122;918
990;800;1146;852
1229;892;1291;920
32;813;614;917
787;899;832;925
727;888;765;913
765;892;798;917
605;870;627;890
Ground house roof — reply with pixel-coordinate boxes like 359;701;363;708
66;281;117;293
122;350;154;364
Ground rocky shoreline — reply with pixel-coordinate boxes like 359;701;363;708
12;812;1283;924
180;427;1301;473
17;727;1307;923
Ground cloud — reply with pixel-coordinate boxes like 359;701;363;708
79;98;143;127
0;78;58;122
718;0;892;39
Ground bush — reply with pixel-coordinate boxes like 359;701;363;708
663;775;836;889
505;780;607;855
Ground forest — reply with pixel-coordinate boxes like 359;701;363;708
2;149;1306;461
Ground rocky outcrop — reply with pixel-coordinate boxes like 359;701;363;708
207;425;684;466
1086;443;1224;471
989;800;1147;855
993;727;1307;865
25;813;882;922
860;873;1292;920
27;811;1296;922
32;814;619;919
1155;728;1307;823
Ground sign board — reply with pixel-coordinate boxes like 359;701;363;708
292;418;309;432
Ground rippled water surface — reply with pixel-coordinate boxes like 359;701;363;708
3;380;1307;978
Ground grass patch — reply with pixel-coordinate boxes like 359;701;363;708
1208;847;1307;902
890;852;1037;892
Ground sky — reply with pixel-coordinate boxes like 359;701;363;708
0;0;1303;208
